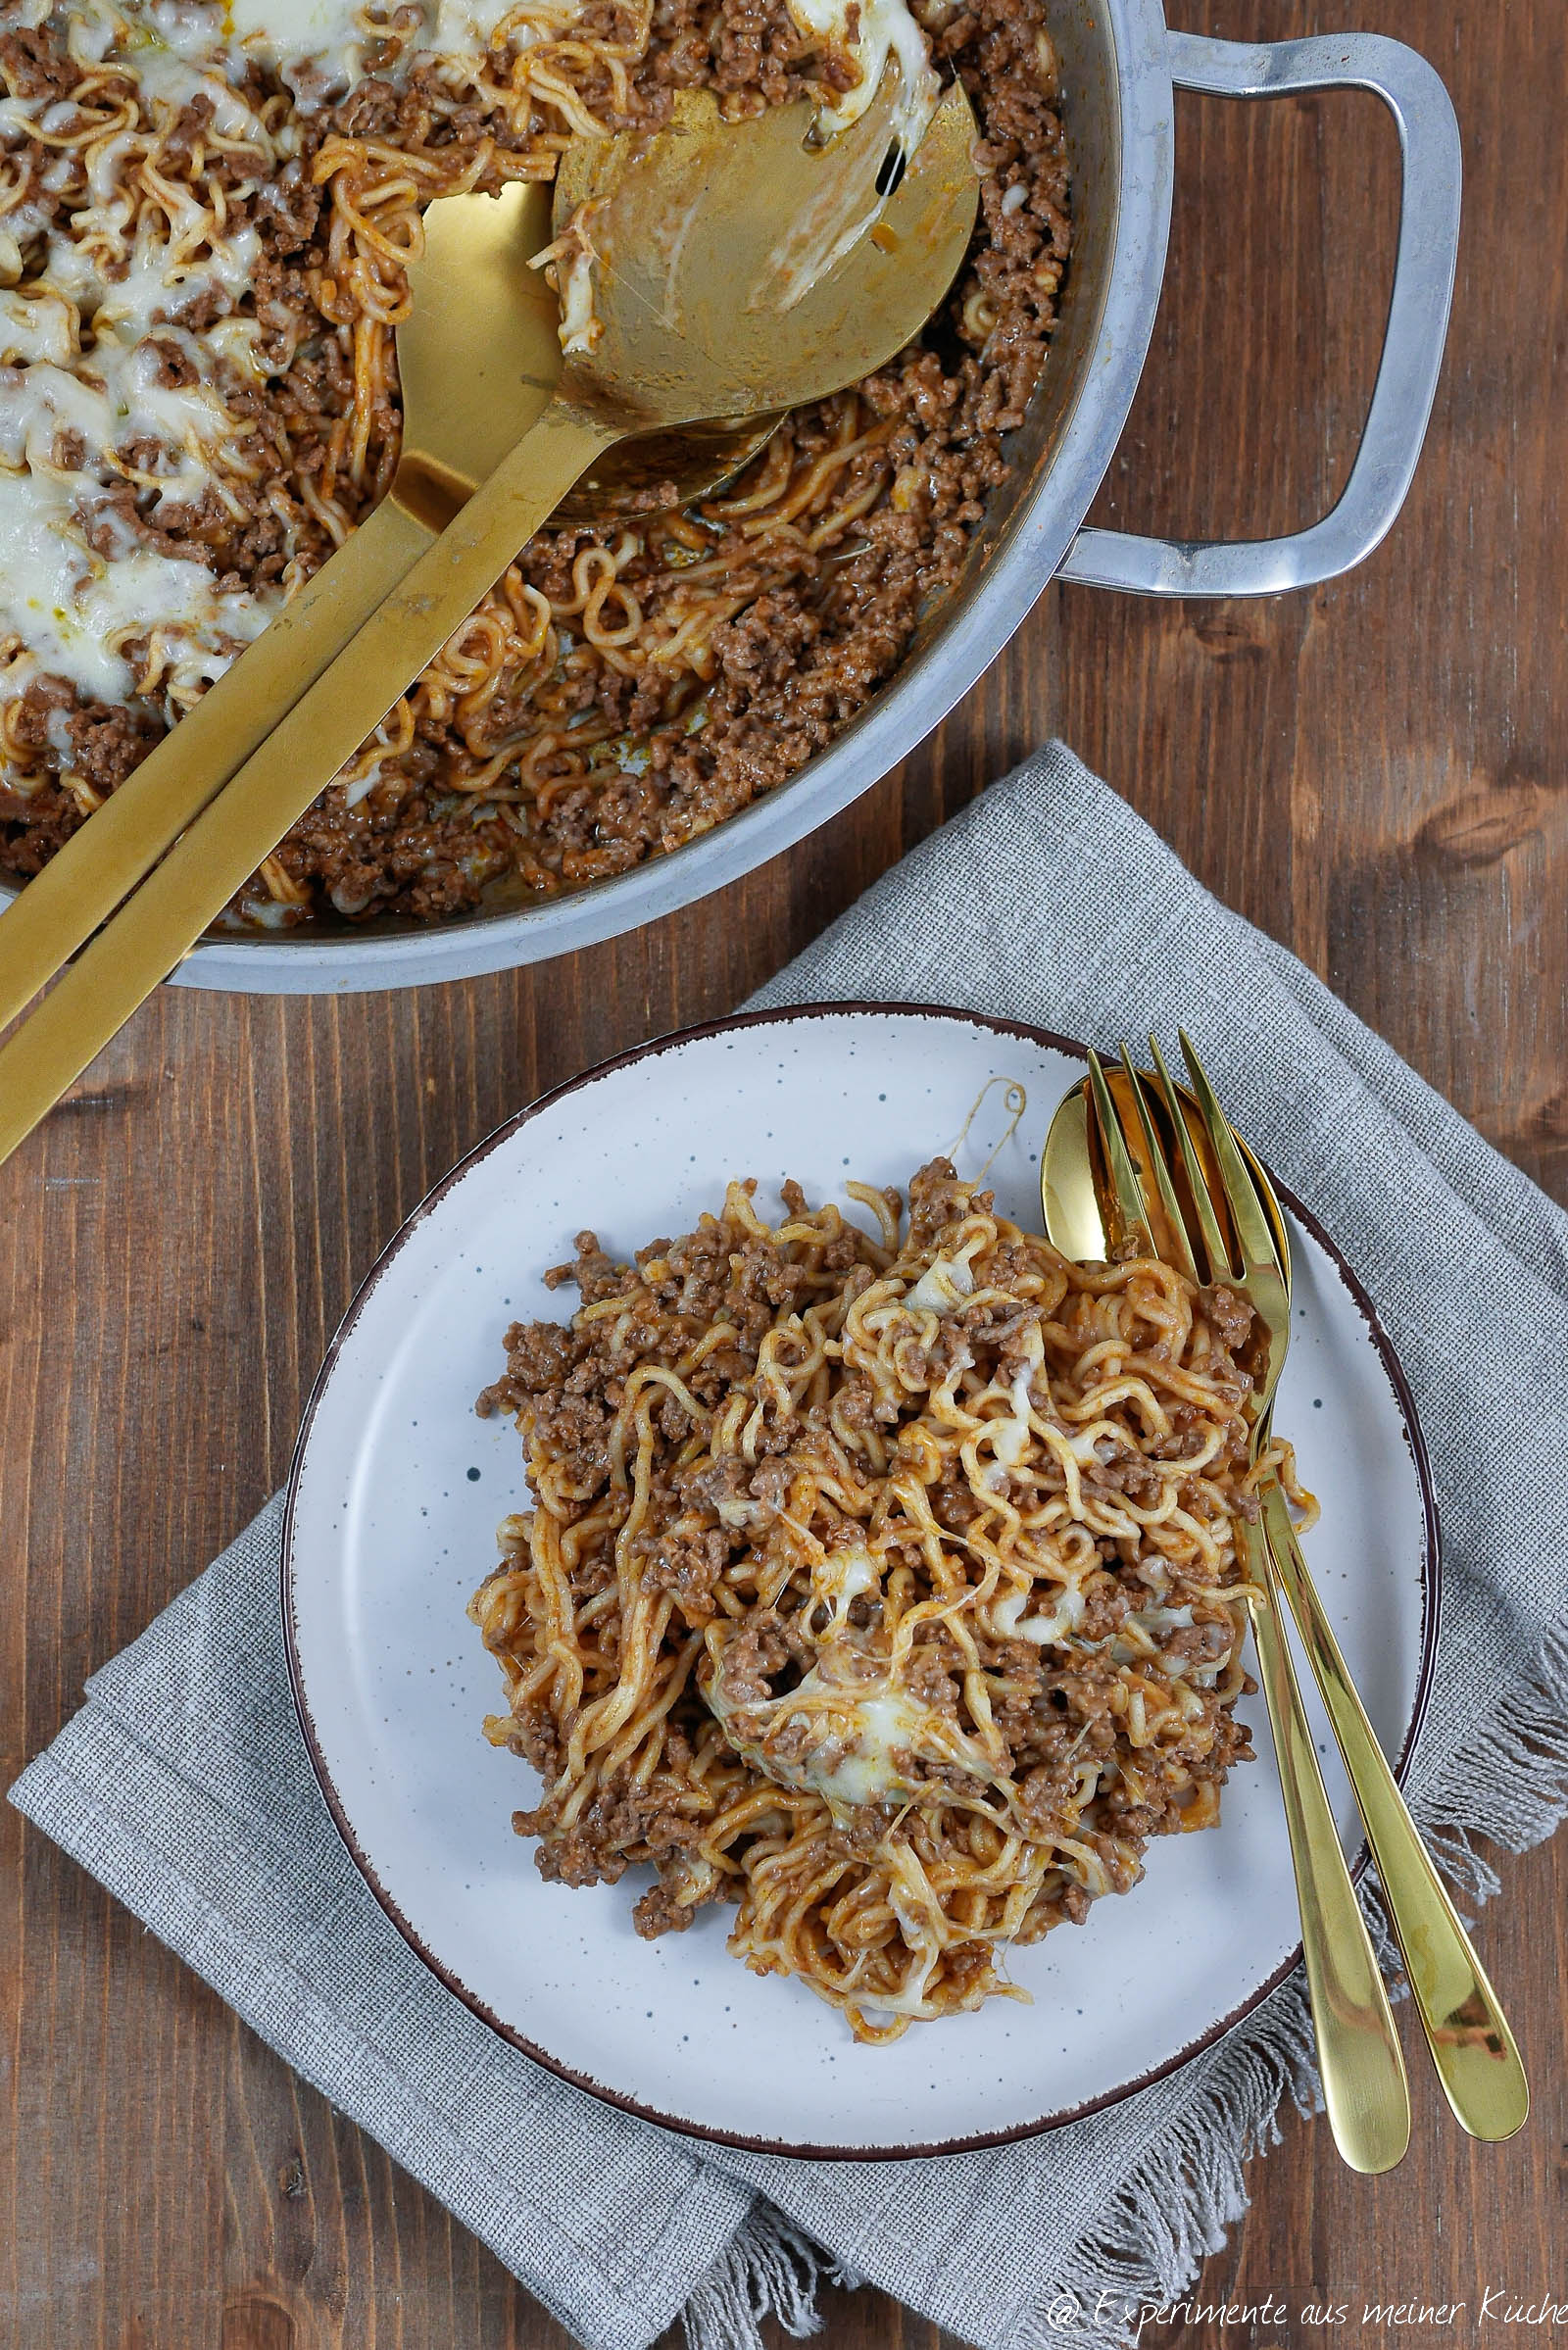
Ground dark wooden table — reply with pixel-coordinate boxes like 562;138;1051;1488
5;1;1565;2343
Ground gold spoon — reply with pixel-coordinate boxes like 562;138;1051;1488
0;176;771;1033
0;71;979;1161
1044;1056;1528;2146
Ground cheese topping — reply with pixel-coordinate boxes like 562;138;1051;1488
0;214;275;708
902;1249;977;1316
991;1581;1088;1645
785;0;939;146
704;1628;999;1820
811;1539;880;1627
0;466;270;706
86;0;590;109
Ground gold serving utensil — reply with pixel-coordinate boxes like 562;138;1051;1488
0;69;977;1161
1049;1041;1527;2147
1042;1044;1411;2174
0;178;775;1037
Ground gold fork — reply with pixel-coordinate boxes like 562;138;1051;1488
0;73;978;1166
1085;1045;1411;2174
1124;1034;1528;2145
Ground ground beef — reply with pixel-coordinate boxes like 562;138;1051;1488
1207;1284;1255;1353
0;26;74;99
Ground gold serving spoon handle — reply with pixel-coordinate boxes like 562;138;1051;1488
0;74;978;1163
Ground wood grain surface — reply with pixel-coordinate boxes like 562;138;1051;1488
3;0;1565;2345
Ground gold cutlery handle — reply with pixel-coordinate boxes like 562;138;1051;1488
0;402;613;1166
0;496;433;1034
1241;1518;1411;2173
1262;1485;1529;2140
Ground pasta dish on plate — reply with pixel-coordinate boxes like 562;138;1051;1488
470;1159;1314;2040
0;0;1068;929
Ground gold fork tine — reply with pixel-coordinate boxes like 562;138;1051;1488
1182;1057;1531;2145
1179;1029;1282;1279
1148;1033;1231;1282
1107;1031;1411;2172
1087;1049;1155;1260
1118;1045;1201;1287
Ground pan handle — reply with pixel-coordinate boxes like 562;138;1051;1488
1055;30;1461;597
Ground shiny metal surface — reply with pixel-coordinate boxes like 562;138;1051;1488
1045;1039;1529;2150
0;84;979;1167
1054;1043;1411;2175
1057;31;1462;593
0;3;1462;993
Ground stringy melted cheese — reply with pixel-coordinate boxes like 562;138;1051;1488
786;0;938;143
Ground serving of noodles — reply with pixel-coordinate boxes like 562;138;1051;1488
469;1158;1314;2041
0;0;1069;928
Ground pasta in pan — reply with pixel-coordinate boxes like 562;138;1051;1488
471;1159;1313;2039
0;0;1069;928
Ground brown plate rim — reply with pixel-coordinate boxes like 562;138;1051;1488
281;999;1443;2162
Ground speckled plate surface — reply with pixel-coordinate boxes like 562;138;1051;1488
283;1004;1440;2158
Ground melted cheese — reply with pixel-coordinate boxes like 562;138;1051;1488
0;215;276;706
105;0;590;107
534;207;603;359
785;0;938;146
806;1688;934;1808
0;464;271;704
991;1582;1087;1645
0;289;74;367
811;1540;880;1628
125;37;276;136
706;1624;999;1819
556;242;597;354
0;5;287;732
987;1413;1029;1470
903;1251;974;1316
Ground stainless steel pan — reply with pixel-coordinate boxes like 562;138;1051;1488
32;4;1461;992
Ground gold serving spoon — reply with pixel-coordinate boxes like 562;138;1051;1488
1045;1046;1410;2174
0;176;770;1034
0;70;978;1159
1045;1043;1529;2151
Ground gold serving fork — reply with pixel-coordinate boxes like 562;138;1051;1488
1114;1036;1528;2145
1074;1036;1530;2155
1069;1043;1412;2174
0;72;978;1163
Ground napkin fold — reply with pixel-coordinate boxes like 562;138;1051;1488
14;742;1568;2350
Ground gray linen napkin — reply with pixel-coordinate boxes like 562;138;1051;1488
14;741;1568;2350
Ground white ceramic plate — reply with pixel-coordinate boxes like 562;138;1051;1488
284;1005;1439;2157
